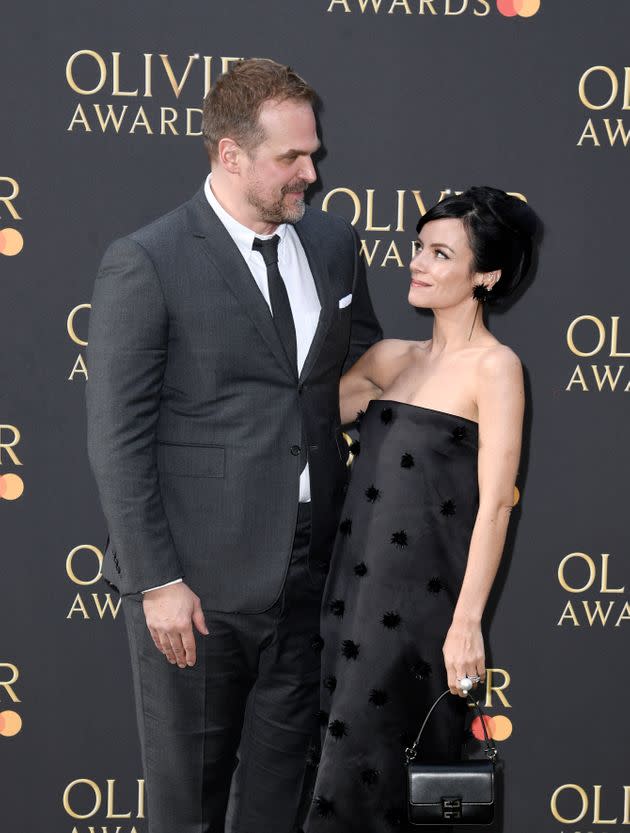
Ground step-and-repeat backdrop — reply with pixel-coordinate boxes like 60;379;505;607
1;1;628;830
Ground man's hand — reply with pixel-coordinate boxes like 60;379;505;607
142;582;209;668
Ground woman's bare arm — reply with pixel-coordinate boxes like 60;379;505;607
340;339;412;425
442;345;524;696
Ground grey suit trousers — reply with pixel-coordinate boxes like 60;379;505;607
122;505;323;833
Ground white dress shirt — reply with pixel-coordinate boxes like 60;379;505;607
143;177;321;593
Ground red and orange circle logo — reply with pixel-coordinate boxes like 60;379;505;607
497;0;540;16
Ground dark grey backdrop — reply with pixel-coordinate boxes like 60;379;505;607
1;1;629;830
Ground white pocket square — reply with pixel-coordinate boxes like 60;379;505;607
338;293;353;309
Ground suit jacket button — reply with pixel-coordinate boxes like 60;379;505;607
290;445;301;456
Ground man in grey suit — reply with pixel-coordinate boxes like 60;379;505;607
87;58;381;833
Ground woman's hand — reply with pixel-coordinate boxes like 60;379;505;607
442;619;485;697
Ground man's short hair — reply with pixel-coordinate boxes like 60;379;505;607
202;58;317;160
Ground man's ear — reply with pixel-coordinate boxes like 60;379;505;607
217;137;242;173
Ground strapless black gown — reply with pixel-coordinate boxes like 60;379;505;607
303;399;479;833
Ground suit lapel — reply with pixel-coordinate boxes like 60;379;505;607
187;189;296;382
295;215;335;383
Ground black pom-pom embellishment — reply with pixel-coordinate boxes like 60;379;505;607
369;688;389;707
315;709;329;726
381;611;401;629
354;562;368;577
341;639;360;660
329;599;345;618
365;484;381;503
400;452;414;469
440;500;456;516
311;634;324;652
349;440;361;457
355;409;365;426
473;283;491;302
323;675;337;693
410;659;432;681
361;768;380;787
390;530;408;548
380;407;394;425
339;518;352;536
328;719;348;739
314;796;335;818
427;576;444;594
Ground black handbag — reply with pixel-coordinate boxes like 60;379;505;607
405;688;498;826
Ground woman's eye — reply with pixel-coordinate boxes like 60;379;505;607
436;250;448;259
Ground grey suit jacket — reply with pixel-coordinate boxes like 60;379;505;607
86;187;381;612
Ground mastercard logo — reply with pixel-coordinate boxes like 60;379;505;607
0;474;24;501
471;713;513;742
0;227;23;256
0;710;22;738
497;0;540;16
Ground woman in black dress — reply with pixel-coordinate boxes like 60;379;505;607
304;187;538;832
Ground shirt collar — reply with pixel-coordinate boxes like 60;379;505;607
204;174;287;263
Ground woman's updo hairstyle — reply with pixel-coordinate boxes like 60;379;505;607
415;186;539;303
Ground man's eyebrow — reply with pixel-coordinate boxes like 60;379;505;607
279;141;321;157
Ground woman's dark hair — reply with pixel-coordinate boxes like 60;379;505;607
415;186;539;303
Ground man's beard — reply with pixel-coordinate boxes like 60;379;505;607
246;178;309;224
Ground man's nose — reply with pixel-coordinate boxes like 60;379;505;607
301;157;317;184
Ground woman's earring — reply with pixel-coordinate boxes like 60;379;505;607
472;283;491;302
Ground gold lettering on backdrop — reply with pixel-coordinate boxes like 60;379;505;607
419;0;438;13
0;176;21;220
359;240;381;267
591;364;625;391
160;53;199;99
0;663;20;703
611;316;630;356
557;602;580;626
67;594;122;620
388;0;412;13
445;0;467;15
604;118;630;146
359;0;384;11
557;552;625;593
69;354;89;381
0;425;22;466
64;779;102;819
94;105;128;133
365;190;391;231
67;594;90;619
68;104;93;132
66;545;103;586
66;50;107;95
483;668;511;709
67;304;90;346
112;52;138;97
129;107;153;134
579;65;618;110
144;52;153;97
161;107;178;135
186;108;203;137
566;315;606;356
593;784;618;825
550;784;588;824
321;187;362;225
106;780;132;819
565;365;588;391
577;118;601;147
381;240;404;267
473;0;490;14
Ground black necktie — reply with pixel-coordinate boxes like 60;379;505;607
253;235;308;478
252;235;298;373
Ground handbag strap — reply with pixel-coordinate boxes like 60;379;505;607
405;688;498;764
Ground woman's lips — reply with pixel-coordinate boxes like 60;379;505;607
410;278;431;288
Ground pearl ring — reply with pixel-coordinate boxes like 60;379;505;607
457;675;481;692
